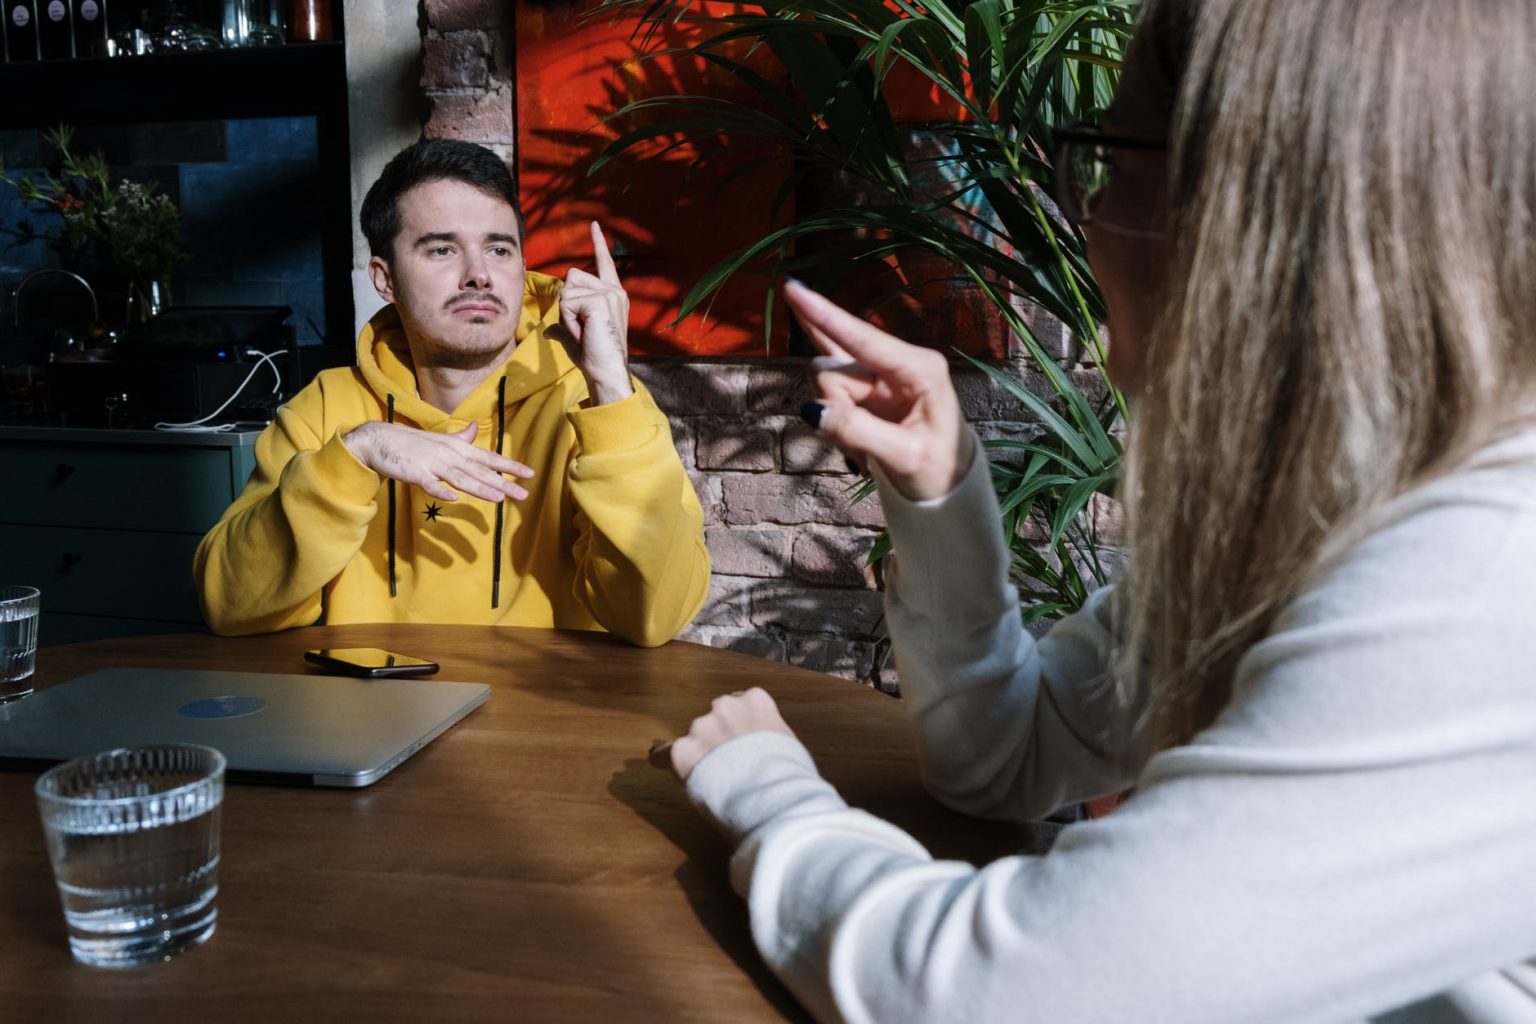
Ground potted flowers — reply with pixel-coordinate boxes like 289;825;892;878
2;124;188;325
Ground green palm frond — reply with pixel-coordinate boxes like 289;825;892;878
596;0;1140;622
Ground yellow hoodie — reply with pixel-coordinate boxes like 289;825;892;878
193;272;710;646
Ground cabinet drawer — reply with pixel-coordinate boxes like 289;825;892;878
0;525;204;623
0;444;238;533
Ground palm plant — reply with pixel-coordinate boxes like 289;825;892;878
595;0;1139;622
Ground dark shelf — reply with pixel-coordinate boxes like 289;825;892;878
0;43;348;128
1;41;355;348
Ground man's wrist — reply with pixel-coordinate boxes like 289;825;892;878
340;422;377;466
584;375;634;407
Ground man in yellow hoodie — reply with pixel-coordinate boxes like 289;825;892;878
194;139;710;647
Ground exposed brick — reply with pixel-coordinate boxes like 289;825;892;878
489;31;515;81
422;31;491;91
694;574;757;628
678;623;787;661
1010;296;1081;367
781;420;850;475
1069;367;1113;410
423;0;508;31
746;362;810;414
694;420;777;471
785;636;876;681
749;582;884;635
633;360;748;416
952;361;1055;422
1091;493;1126;544
705;526;791;578
791;526;878;588
975;420;1044;469
424;89;514;143
667;417;696;469
721;473;885;529
690;472;725;527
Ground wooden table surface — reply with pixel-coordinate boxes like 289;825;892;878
0;625;1030;1022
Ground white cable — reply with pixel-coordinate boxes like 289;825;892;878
154;348;285;432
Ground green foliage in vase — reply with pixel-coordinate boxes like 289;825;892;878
1;124;188;286
596;0;1139;621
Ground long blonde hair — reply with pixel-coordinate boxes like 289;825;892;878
1117;0;1536;750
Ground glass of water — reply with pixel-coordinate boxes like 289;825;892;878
34;745;226;967
0;585;40;702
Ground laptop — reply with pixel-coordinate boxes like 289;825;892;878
0;667;490;787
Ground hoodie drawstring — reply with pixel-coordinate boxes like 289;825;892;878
492;376;507;609
386;394;397;597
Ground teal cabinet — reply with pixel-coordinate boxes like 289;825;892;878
0;427;259;644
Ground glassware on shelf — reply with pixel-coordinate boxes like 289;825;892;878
149;0;187;50
107;6;152;56
222;0;281;47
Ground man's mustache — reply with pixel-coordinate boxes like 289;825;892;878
445;294;507;312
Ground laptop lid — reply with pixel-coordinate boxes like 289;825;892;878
0;667;491;787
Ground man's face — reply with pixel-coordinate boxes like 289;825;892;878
369;179;526;369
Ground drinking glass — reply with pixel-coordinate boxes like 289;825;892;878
35;745;226;967
0;585;40;702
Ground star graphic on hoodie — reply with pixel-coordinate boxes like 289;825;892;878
422;502;443;522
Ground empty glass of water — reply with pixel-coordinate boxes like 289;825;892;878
34;745;226;967
0;585;40;702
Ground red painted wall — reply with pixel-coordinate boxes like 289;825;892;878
515;1;793;356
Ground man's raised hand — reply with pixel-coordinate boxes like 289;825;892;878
555;221;634;406
343;421;535;503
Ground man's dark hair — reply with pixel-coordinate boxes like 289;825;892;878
359;138;525;261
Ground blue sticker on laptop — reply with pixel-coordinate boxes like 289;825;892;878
178;695;266;720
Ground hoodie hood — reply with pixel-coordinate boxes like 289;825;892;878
355;270;577;427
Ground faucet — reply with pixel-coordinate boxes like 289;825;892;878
12;269;103;360
12;269;99;326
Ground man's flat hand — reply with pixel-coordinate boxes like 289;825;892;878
554;220;633;407
343;421;535;503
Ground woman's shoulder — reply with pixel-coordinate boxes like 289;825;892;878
1326;424;1536;603
1217;424;1536;746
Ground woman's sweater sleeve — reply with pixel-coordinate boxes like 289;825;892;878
879;433;1139;819
683;440;1536;1024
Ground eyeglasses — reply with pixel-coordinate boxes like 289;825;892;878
1051;123;1167;234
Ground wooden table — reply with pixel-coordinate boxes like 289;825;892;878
0;625;1030;1022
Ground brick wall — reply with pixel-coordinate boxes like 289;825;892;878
416;2;1105;685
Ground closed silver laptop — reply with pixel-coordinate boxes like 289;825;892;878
0;667;490;787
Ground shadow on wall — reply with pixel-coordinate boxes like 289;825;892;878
636;348;1110;693
514;2;1059;361
634;358;893;689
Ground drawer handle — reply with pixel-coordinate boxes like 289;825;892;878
52;463;76;486
59;552;82;575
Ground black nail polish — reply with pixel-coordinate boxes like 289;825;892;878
799;400;826;430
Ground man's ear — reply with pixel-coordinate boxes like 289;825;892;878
369;255;396;303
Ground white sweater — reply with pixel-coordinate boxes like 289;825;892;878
685;427;1536;1024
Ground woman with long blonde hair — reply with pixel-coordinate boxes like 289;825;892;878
653;0;1536;1020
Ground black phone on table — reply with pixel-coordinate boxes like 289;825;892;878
303;647;440;678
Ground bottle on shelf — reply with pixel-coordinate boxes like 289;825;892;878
5;0;41;61
37;0;72;58
70;0;104;56
283;0;325;42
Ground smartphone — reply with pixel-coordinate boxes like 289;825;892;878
304;647;440;678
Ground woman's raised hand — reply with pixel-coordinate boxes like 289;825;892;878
786;280;974;502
